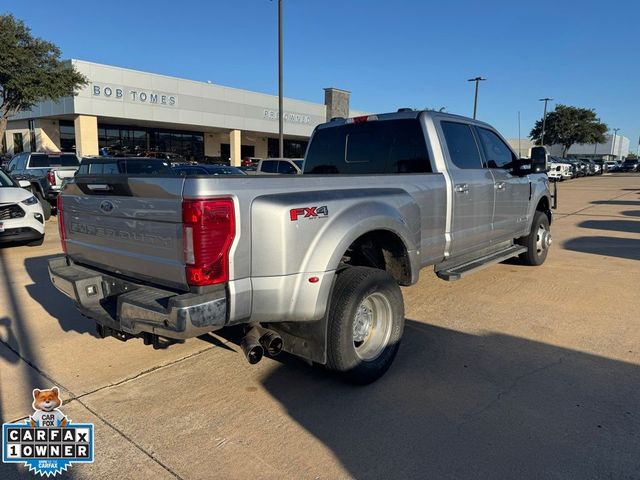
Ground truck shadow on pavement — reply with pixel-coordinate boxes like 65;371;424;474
563;236;640;261
590;200;640;206
621;210;640;217
563;217;640;260
260;321;640;480
577;219;640;235
23;255;97;337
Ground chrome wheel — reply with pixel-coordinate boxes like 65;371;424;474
535;223;552;255
352;292;393;361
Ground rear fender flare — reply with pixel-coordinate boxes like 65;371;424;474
299;199;420;278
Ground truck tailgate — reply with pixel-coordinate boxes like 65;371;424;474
54;168;77;182
61;176;188;291
52;168;78;190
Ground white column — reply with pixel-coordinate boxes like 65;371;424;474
74;115;98;157
229;129;241;166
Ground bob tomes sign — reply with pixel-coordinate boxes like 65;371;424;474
91;83;177;107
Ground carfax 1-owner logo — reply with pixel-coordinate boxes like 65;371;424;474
2;387;94;477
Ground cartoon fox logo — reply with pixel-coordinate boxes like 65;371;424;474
29;387;68;428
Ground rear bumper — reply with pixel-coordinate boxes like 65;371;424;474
48;256;227;339
0;227;43;243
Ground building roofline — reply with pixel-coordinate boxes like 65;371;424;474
323;87;351;94
69;59;348;110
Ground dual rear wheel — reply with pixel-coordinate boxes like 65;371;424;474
325;266;405;385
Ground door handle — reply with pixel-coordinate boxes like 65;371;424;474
454;183;469;193
495;181;506;190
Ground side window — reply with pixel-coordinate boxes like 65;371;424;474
476;128;517;169
17;154;28;170
7;157;18;172
388;122;430;173
261;160;278;173
441;121;483;169
277;161;297;174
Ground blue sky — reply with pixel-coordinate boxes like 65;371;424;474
5;0;639;147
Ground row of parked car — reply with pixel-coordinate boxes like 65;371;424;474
547;157;639;181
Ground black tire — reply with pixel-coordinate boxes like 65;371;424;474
326;266;404;385
517;211;551;266
34;191;51;220
27;235;45;247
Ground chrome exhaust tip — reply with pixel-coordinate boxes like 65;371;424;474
241;328;264;364
258;329;283;356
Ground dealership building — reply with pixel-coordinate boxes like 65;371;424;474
507;135;631;161
4;60;359;164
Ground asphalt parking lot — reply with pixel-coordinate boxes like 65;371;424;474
1;174;639;480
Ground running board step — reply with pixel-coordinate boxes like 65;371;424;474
436;245;527;281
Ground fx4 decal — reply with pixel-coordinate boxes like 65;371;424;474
289;206;329;221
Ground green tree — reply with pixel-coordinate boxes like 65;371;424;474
530;104;608;157
627;152;638;160
0;14;86;142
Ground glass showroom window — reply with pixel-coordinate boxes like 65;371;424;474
59;121;76;152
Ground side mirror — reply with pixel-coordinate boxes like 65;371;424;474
18;180;31;189
512;158;532;176
530;146;549;173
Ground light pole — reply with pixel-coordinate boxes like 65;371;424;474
467;77;486;119
517;111;522;157
539;98;552;146
612;128;620;160
278;0;284;158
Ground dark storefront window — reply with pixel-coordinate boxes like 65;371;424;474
267;138;308;158
13;133;23;154
241;145;255;158
219;144;255;164
59;120;76;152
97;124;204;161
28;120;36;151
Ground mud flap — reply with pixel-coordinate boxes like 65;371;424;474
267;318;328;365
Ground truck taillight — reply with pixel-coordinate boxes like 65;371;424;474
57;195;67;253
47;170;56;186
182;198;235;286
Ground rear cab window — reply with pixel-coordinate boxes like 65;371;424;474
28;153;79;168
76;159;171;175
304;118;431;174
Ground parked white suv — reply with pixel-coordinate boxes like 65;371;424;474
0;168;45;246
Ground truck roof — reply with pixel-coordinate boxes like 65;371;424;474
319;109;495;130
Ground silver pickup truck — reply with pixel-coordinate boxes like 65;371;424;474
49;110;553;384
